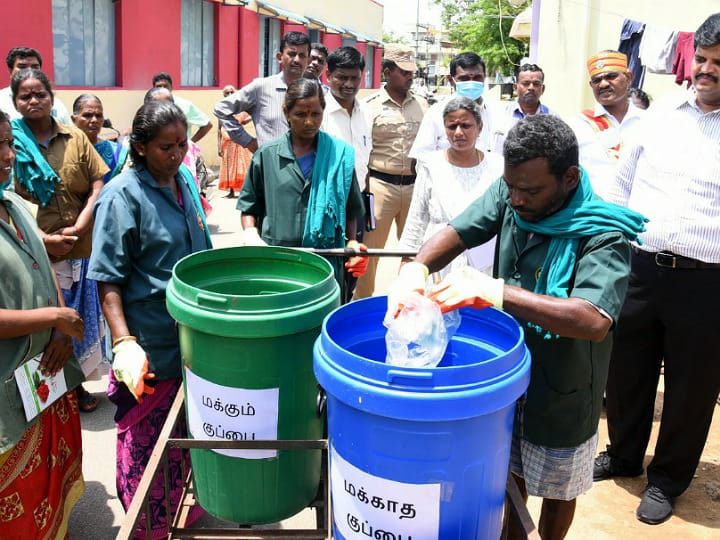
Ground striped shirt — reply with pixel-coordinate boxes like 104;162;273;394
609;90;720;262
213;73;289;148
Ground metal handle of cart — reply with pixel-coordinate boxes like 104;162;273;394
297;247;418;258
296;248;418;304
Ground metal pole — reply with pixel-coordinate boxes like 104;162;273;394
297;247;418;258
415;0;420;62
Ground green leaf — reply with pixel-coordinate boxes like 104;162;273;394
434;0;529;74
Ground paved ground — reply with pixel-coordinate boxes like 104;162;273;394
68;183;719;538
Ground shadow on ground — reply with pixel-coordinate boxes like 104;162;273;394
69;480;119;539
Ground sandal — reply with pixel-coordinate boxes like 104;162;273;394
76;385;99;413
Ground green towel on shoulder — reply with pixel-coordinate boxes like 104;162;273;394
515;165;648;338
302;131;355;249
11;118;60;207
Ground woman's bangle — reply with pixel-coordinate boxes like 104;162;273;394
73;226;82;238
112;335;136;347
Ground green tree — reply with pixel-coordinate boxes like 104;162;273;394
382;31;410;45
435;0;528;75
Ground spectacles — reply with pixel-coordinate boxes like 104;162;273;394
590;71;622;86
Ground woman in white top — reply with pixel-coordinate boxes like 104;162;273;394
399;96;503;280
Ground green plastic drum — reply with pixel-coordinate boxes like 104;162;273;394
166;246;339;523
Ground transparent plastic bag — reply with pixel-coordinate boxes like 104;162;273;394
383;292;461;368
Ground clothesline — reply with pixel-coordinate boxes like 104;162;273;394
618;18;695;90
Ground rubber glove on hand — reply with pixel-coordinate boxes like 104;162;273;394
387;261;429;319
242;227;267;247
428;266;504;313
112;338;155;403
344;240;369;277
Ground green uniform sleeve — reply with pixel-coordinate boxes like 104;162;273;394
236;150;266;218
345;173;365;220
570;231;631;324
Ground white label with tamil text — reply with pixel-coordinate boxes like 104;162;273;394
184;367;279;459
331;445;441;539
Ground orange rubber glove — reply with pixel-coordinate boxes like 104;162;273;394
344;240;369;277
428;266;504;313
112;338;156;403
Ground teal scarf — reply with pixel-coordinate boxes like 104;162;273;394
178;164;213;249
11;118;61;207
301;131;355;249
0;177;10;198
515;166;647;337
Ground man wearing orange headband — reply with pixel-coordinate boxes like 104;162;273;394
568;50;645;200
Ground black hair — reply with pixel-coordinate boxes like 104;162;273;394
382;59;397;72
152;72;173;87
695;13;720;49
0;109;10;125
11;68;53;105
280;31;311;53
72;93;102;115
129;101;187;166
311;42;329;58
327;46;365;73
518;63;544;81
628;88;651;109
284;78;325;113
504;115;578;181
443;96;482;126
6;47;42;70
144;87;174;103
450;52;486;78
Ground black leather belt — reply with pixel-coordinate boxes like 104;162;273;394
632;247;720;269
368;168;416;185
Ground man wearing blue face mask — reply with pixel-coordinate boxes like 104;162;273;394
409;52;503;159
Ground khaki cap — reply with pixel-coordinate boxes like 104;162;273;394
383;44;418;72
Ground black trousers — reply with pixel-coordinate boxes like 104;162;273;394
605;252;720;497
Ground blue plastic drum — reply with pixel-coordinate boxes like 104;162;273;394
313;296;531;540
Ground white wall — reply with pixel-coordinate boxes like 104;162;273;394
536;0;717;118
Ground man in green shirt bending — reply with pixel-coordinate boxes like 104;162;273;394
392;114;646;539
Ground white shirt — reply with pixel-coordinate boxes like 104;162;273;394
639;24;679;73
568;101;645;201
409;96;503;160
399;149;504;278
0;86;72;125
609;90;720;263
321;92;373;191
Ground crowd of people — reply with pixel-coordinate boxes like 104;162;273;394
0;10;718;540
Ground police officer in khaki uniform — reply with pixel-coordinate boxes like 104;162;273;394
353;44;428;298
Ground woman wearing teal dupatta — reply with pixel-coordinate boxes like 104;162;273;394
237;78;367;299
72;94;129;183
11;69;110;413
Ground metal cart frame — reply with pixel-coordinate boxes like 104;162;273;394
117;387;539;539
